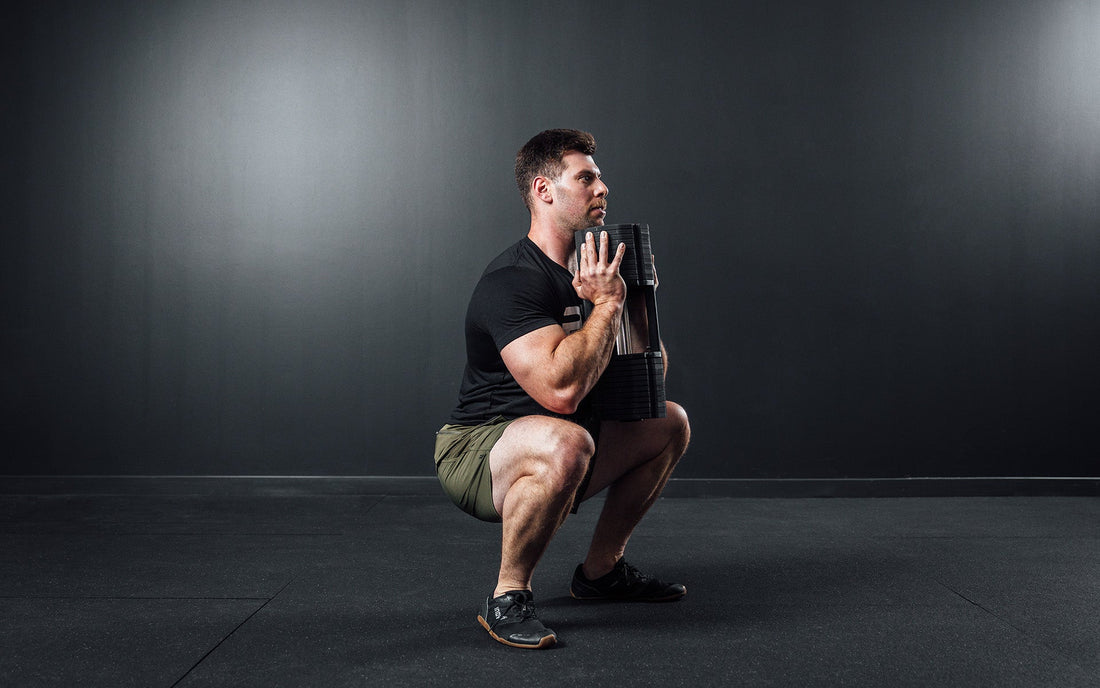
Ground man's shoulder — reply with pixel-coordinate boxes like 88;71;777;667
472;261;546;299
467;239;563;316
482;237;544;274
473;238;552;294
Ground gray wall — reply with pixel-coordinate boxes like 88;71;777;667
3;0;1098;477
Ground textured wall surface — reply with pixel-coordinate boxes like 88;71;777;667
3;0;1098;477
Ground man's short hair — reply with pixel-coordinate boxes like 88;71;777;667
514;129;597;210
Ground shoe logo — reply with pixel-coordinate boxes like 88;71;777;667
494;608;502;620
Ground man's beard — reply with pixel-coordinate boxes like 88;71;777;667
578;204;607;230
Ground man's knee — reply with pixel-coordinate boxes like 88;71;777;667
662;402;691;463
534;422;594;490
500;417;594;491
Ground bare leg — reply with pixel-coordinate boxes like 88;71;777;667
489;416;594;597
578;401;690;579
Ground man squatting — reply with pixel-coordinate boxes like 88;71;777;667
434;129;691;649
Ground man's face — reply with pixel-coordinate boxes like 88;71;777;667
549;151;609;232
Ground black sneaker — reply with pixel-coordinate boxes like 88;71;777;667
477;590;557;649
570;559;686;602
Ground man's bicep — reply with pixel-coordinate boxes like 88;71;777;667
500;324;568;397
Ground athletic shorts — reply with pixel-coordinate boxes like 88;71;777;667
434;416;598;523
434;416;513;522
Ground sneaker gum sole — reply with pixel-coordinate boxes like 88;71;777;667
477;614;557;650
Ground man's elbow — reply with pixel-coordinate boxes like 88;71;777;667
539;387;584;416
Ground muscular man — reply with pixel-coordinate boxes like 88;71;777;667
434;129;691;649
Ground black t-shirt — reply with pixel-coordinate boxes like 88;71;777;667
449;237;589;425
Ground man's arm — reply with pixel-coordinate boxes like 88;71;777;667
501;232;626;415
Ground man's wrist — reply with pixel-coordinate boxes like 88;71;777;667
590;302;625;321
590;294;625;311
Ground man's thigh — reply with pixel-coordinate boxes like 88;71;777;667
488;415;596;515
580;401;690;501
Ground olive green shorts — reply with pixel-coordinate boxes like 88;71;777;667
434;416;513;523
434;416;598;523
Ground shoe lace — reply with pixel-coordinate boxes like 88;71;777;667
499;593;539;623
619;560;652;585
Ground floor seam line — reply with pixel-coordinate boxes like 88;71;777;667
360;495;388;516
168;576;297;687
937;580;1097;677
935;579;1030;635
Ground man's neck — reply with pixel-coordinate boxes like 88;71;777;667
527;217;576;269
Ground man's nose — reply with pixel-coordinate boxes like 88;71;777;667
596;179;609;197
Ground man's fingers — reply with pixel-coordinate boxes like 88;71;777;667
579;230;625;273
611;241;626;269
578;232;593;272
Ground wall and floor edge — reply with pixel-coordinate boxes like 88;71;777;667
2;475;1097;498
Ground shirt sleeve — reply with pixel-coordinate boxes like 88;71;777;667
469;266;562;352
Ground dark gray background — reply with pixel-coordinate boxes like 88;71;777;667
3;0;1097;478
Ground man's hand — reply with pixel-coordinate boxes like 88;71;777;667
572;230;626;307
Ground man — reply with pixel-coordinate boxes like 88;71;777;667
434;129;690;649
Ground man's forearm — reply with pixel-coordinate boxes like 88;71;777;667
548;300;623;407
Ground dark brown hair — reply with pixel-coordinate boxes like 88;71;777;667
514;129;597;209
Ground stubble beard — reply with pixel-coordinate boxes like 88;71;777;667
560;211;603;236
580;203;607;231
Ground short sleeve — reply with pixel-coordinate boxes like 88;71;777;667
469;267;562;351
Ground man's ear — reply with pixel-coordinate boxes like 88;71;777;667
532;176;553;204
